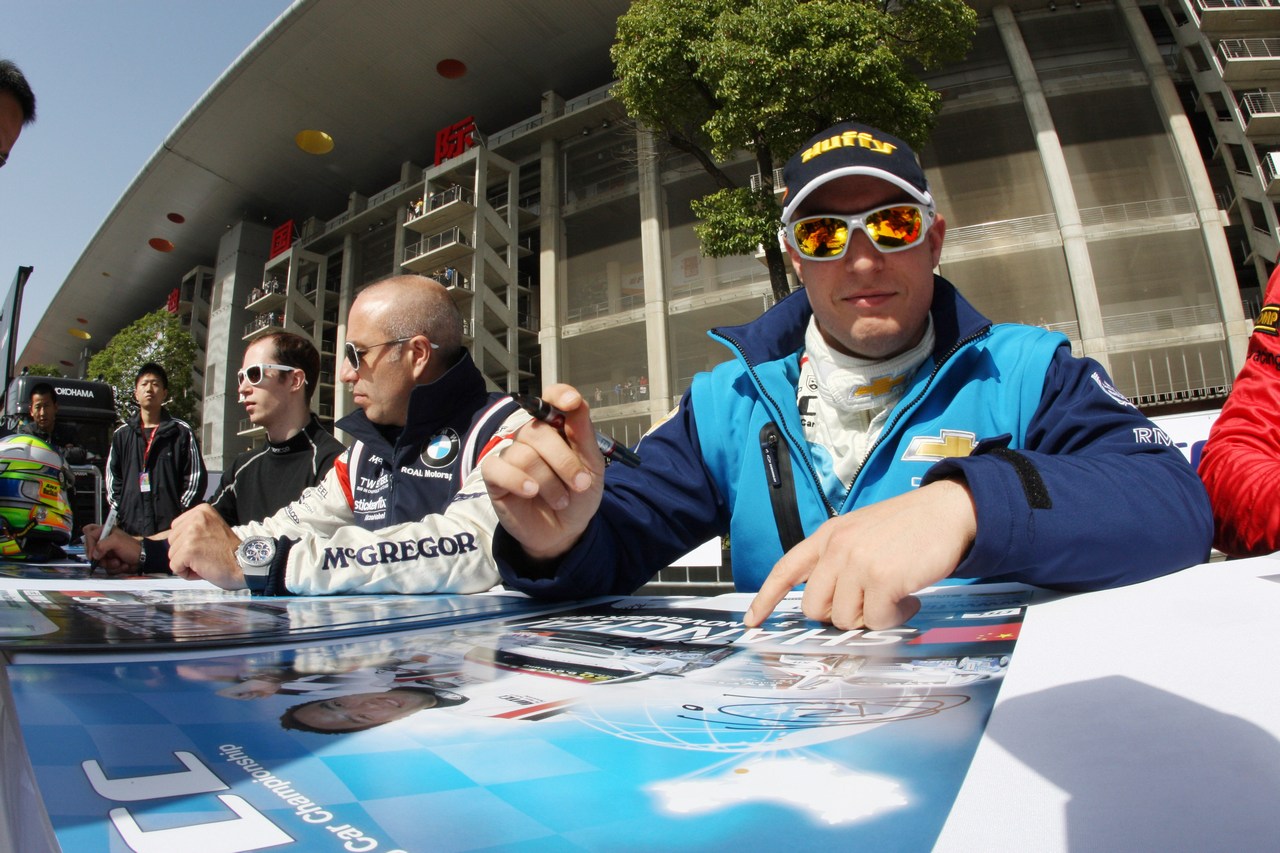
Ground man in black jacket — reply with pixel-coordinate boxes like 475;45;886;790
209;331;345;525
105;363;207;536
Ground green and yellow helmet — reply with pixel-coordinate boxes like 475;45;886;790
0;434;72;560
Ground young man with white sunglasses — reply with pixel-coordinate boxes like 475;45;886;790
484;120;1213;630
90;275;526;595
209;332;346;526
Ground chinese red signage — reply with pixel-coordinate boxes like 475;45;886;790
269;220;295;259
435;116;478;166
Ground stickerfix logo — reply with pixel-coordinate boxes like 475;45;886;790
352;496;387;515
321;533;478;570
902;429;976;462
421;428;460;469
1254;304;1280;336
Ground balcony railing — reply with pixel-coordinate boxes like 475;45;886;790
429;184;475;213
1242;91;1280;123
946;198;1194;251
367;178;416;209
945;213;1060;248
1078;196;1194;226
749;167;785;193
402;227;470;264
247;277;285;308
1262;150;1280;188
428;268;472;291
243;311;284;338
1217;37;1280;62
1197;0;1279;9
1102;304;1222;337
565;292;643;323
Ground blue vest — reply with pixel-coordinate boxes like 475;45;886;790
691;321;1064;590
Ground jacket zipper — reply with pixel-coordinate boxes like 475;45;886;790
760;423;807;554
713;322;991;517
711;330;839;519
846;326;992;493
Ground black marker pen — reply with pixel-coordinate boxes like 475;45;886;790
510;393;642;468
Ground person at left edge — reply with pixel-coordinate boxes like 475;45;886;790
105;363;207;536
98;275;527;594
0;58;36;168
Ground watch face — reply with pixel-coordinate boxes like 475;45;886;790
239;537;275;568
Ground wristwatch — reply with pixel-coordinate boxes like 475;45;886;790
235;536;277;580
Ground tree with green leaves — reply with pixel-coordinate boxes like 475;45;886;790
87;308;199;427
611;0;977;302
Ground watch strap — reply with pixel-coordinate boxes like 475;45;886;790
246;537;295;597
140;538;173;575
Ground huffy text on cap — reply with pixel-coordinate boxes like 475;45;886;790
780;121;933;224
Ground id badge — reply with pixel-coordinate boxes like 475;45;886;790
139;471;151;493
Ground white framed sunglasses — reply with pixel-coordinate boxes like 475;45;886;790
237;363;299;386
786;202;935;259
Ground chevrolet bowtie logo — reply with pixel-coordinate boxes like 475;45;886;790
903;430;978;461
852;374;907;398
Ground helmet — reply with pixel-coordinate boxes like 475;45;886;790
0;434;72;560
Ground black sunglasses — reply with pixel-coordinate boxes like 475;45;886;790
343;336;437;370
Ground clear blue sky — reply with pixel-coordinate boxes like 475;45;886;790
0;1;293;356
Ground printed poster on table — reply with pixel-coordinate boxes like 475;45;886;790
0;587;556;651
8;586;1029;851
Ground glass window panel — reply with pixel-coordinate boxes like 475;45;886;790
564;196;642;321
939;247;1077;330
1050;87;1187;208
1088;231;1215;316
922;103;1053;225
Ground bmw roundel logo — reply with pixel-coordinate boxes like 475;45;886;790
421;429;461;468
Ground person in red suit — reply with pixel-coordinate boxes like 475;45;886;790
1199;264;1280;556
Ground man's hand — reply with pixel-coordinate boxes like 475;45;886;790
84;523;143;575
744;479;978;630
482;384;605;561
167;505;247;590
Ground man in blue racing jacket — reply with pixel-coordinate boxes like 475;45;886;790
482;120;1212;629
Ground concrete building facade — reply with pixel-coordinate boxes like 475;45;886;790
26;1;1280;477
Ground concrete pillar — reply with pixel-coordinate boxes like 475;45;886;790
538;137;563;386
606;262;622;312
636;126;672;418
1118;0;1249;372
334;233;358;436
995;5;1110;371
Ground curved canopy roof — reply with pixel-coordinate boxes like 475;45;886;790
21;0;628;370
